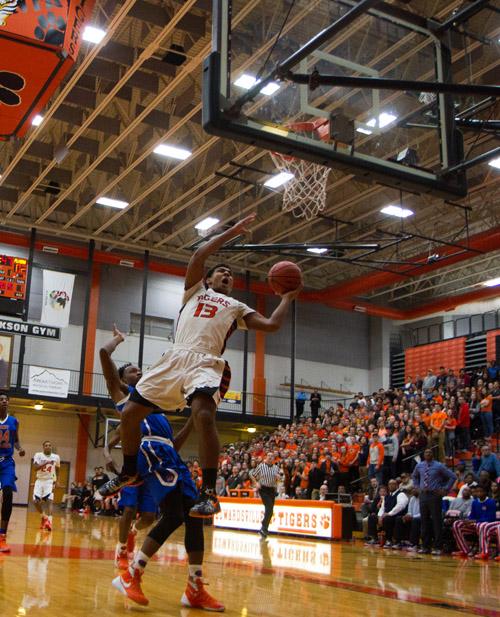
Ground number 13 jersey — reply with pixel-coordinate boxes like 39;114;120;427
175;281;254;356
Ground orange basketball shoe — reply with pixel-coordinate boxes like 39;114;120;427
181;576;225;612
0;534;11;553
114;545;129;571
112;568;149;606
43;517;52;532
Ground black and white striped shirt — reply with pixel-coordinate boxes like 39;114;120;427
251;462;280;488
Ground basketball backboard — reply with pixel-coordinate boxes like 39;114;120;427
203;0;499;199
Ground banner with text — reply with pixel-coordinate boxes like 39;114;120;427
28;366;71;399
41;270;75;328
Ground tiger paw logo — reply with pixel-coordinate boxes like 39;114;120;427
0;71;25;106
34;11;66;46
0;0;20;27
320;514;330;529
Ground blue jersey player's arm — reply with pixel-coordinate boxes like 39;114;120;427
173;416;194;452
99;325;130;404
13;419;25;457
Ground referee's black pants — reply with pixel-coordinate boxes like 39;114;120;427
259;486;276;533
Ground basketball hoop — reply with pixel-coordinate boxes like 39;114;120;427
270;119;331;221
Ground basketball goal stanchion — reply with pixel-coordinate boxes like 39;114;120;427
269;119;332;221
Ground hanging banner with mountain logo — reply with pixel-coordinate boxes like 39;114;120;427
28;366;70;398
40;270;75;328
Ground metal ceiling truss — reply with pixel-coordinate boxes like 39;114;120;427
0;0;498;308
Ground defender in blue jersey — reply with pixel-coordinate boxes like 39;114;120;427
0;392;25;553
99;327;157;569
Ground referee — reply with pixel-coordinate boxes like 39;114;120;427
250;452;280;538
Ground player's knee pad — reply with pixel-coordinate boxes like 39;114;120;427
184;515;204;554
1;486;13;521
147;511;183;545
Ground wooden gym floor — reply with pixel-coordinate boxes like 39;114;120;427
1;509;499;617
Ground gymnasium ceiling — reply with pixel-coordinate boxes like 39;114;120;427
0;0;499;314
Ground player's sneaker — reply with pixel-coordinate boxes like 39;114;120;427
181;576;225;612
114;545;129;570
189;492;221;519
112;568;149;606
474;553;489;561
451;551;469;558
40;516;47;530
97;472;141;498
0;534;11;553
43;518;52;532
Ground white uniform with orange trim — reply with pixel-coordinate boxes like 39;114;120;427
33;452;60;500
135;281;254;410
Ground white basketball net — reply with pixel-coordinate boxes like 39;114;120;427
270;152;331;220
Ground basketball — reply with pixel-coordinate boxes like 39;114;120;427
268;261;303;294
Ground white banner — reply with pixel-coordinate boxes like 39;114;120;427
214;499;334;539
40;270;75;328
28;366;70;398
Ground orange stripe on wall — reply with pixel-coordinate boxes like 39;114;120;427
75;414;90;483
253;295;266;416
83;263;101;396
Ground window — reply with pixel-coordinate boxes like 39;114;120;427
130;313;174;341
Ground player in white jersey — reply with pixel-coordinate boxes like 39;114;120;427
33;441;60;531
99;213;301;517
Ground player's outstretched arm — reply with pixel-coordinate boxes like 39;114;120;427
99;324;129;404
14;425;25;457
173;416;194;452
184;213;256;290
244;286;302;333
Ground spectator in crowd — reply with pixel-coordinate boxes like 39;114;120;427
422;370;437;398
382;426;399;484
446;485;473;519
444;409;457;459
318;484;328;501
310;390;322;421
429;405;447;462
365;485;388;545
392;487;421;551
295;391;307;419
435;367;448;390
307;461;325;500
456;396;471;452
479;388;494;439
368;433;385;484
477;444;500;480
412;449;456;555
452;485;498;559
376;479;409;547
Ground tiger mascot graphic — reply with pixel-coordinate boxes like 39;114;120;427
0;0;20;27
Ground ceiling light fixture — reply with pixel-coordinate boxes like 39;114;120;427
307;247;328;254
246;427;257;433
380;204;414;218
195;217;220;231
34;403;43;411
264;171;294;189
357;112;397;135
488;156;500;170
234;74;280;96
32;115;43;127
153;144;192;160
96;197;129;209
82;25;106;44
482;276;500;287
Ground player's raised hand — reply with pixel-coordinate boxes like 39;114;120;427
279;283;303;301
113;323;125;343
231;213;256;235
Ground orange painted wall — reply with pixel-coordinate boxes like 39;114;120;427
405;338;466;381
486;329;500;362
